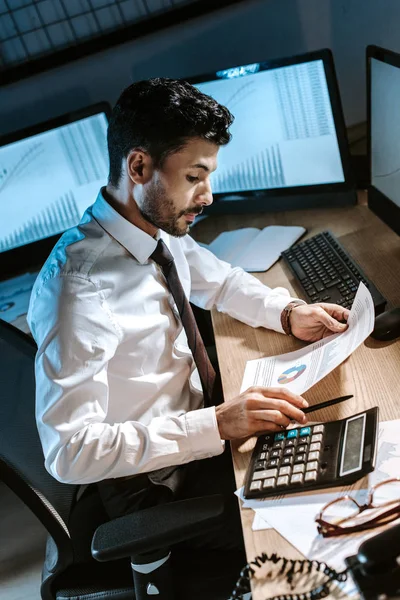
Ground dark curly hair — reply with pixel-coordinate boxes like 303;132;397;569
107;77;234;187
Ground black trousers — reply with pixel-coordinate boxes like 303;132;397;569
97;445;245;554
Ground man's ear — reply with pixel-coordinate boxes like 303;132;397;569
126;149;154;184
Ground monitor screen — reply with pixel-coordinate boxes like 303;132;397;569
368;46;400;236
190;54;346;198
0;107;109;254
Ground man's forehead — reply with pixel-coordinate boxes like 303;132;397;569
179;139;219;169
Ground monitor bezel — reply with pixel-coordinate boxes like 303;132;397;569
184;48;356;215
367;45;400;237
0;101;111;280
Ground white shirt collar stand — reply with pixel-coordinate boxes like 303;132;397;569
91;189;158;264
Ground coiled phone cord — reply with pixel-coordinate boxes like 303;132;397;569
229;552;348;600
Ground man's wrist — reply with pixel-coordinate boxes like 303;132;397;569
280;301;305;336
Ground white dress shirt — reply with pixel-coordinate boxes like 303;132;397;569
27;190;301;485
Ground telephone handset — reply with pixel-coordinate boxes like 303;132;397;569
346;521;400;600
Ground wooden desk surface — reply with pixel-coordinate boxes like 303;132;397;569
191;194;400;599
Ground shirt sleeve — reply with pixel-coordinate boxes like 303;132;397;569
182;235;305;333
28;274;223;485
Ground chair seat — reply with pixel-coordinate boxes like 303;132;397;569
54;559;134;600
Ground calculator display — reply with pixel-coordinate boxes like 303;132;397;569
340;413;366;476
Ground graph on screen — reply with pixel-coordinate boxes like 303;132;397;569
194;59;344;194
0;112;109;253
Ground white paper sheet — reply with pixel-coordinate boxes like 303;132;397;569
252;512;272;531
241;282;375;395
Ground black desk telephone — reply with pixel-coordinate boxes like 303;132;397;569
346;521;400;600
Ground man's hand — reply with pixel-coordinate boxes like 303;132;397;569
289;302;350;342
215;386;308;440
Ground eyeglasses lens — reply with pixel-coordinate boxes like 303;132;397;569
322;497;360;527
372;479;400;507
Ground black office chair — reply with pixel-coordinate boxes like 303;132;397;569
0;319;248;600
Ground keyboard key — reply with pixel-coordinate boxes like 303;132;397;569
270;450;281;459
294;454;306;464
306;461;319;471
309;442;321;452
262;478;276;489
250;481;262;491
277;475;290;486
293;464;305;474
253;468;278;480
279;466;291;477
291;473;304;484
313;424;325;434
305;471;318;482
287;429;298;439
308;451;320;461
254;461;267;470
300;427;311;437
296;444;307;454
311;434;323;443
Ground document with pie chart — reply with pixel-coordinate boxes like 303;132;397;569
241;282;375;395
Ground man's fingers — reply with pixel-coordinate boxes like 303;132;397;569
315;306;347;332
248;398;307;424
317;303;351;323
258;386;308;408
251;410;292;428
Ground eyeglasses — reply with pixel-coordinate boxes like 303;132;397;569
315;478;400;537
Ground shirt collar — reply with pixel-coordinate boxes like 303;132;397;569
91;189;160;264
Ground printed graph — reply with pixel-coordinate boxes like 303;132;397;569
0;191;80;252
211;144;285;193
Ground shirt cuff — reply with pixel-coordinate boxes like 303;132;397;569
263;289;307;334
185;406;225;459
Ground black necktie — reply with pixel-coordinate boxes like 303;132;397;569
151;239;216;407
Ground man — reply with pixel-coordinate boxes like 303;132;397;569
28;78;349;554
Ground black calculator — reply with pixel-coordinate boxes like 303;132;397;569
244;407;379;499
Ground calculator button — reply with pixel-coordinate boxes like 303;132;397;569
279;466;291;477
262;478;276;489
259;452;267;460
277;475;290;486
308;451;320;461
305;471;318;482
283;447;294;456
272;441;284;449
270;449;281;459
290;473;304;485
287;429;298;439
313;424;324;434
311;434;323;443
293;464;305;474
306;461;319;471
281;456;293;466
253;468;278;480
294;454;306;464
274;432;286;441
254;461;267;470
299;426;311;437
296;445;307;454
267;459;279;468
250;481;262;491
284;439;297;448
309;442;321;452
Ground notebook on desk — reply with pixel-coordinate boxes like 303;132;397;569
204;225;306;272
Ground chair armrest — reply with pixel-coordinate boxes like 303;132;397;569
91;494;224;562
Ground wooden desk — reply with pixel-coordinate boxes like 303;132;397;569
191;194;400;599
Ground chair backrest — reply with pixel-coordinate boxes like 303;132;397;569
0;319;77;563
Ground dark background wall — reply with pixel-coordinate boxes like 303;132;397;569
2;0;400;136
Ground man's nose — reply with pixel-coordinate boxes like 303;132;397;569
197;180;213;206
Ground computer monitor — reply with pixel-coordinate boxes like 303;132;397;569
185;49;356;215
367;45;400;236
0;102;111;280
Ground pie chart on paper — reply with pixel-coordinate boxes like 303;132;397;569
278;364;307;384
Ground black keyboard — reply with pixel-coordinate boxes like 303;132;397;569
281;230;387;314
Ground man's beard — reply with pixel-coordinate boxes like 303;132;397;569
139;180;202;237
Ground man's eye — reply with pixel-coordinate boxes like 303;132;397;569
186;175;199;183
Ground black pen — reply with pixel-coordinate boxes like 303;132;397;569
303;394;353;414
